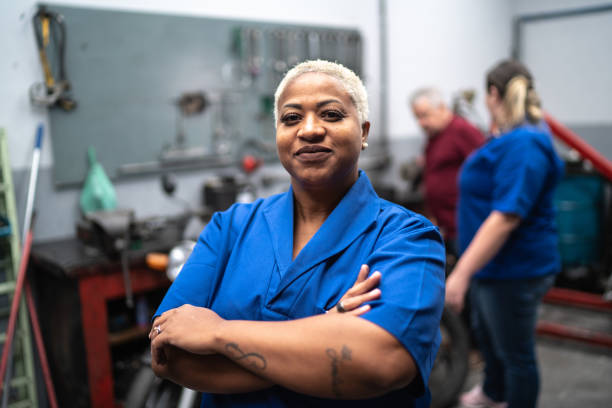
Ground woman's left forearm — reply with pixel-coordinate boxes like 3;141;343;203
212;313;415;399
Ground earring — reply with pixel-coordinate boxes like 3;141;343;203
361;142;368;150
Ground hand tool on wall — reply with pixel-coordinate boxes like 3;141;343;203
0;125;58;408
29;6;76;111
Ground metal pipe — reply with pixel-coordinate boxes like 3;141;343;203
537;321;612;349
378;0;389;152
22;125;43;240
545;113;612;183
543;287;612;312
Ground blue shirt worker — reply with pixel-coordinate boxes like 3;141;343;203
445;60;564;408
150;60;446;408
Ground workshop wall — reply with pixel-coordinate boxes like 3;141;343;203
386;0;513;140
2;0;516;242
512;0;612;160
4;0;609;242
3;0;381;171
2;0;381;241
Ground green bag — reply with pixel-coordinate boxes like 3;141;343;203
80;147;117;213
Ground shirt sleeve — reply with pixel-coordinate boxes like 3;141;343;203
154;211;226;317
360;218;446;396
492;135;550;218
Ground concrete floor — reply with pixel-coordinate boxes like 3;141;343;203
453;303;612;408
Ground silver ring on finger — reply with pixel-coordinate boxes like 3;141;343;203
154;325;162;335
336;301;347;313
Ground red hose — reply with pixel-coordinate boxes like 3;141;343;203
0;229;58;408
545;113;612;182
0;230;33;397
25;280;58;408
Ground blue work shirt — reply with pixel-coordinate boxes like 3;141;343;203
155;171;446;407
458;122;565;280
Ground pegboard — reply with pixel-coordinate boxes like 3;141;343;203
41;5;363;186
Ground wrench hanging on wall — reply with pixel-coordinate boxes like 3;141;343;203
29;6;77;111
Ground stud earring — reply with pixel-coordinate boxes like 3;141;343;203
361;142;368;150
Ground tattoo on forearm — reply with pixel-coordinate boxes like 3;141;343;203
225;343;267;371
326;345;352;398
341;345;352;361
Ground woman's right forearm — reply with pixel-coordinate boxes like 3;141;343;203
152;345;273;394
453;210;521;280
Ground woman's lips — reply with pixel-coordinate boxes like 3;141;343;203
295;145;332;162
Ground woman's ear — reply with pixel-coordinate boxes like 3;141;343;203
488;85;501;102
361;121;371;143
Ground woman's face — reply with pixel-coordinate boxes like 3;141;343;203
486;86;503;115
276;72;369;190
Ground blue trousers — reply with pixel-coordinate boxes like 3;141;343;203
470;275;555;408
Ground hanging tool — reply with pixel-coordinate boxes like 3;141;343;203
0;125;59;408
29;6;76;111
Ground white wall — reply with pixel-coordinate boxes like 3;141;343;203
1;0;520;241
1;0;382;241
1;0;381;170
512;0;612;124
386;0;513;140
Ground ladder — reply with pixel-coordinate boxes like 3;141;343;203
0;129;38;408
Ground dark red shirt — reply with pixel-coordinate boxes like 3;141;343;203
424;115;484;239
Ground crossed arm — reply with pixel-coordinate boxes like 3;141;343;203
150;266;418;399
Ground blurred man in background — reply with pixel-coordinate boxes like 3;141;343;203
410;88;484;257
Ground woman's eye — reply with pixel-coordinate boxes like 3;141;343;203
322;110;345;121
281;113;301;125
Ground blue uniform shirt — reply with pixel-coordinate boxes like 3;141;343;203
155;171;446;407
458;123;565;280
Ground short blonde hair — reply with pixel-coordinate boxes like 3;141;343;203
273;60;369;126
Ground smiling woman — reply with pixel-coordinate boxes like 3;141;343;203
276;71;367;199
150;60;445;408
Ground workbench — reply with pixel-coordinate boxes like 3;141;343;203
30;238;172;408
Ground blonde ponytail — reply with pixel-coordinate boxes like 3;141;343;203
526;88;543;123
503;76;528;128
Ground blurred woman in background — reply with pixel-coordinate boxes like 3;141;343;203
445;60;564;408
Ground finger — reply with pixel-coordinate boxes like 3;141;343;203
356;270;381;293
339;288;381;311
151;341;167;365
445;297;463;315
149;317;163;339
347;304;371;316
453;300;464;314
348;270;381;296
151;331;169;353
343;265;370;298
149;324;163;340
353;264;370;285
352;287;382;306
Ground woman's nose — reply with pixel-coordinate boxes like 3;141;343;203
298;114;325;140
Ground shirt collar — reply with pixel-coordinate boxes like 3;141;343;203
263;170;380;279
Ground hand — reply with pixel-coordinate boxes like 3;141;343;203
150;304;224;355
445;271;470;314
328;264;381;316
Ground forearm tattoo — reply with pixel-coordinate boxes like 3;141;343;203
326;345;352;398
225;342;267;371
